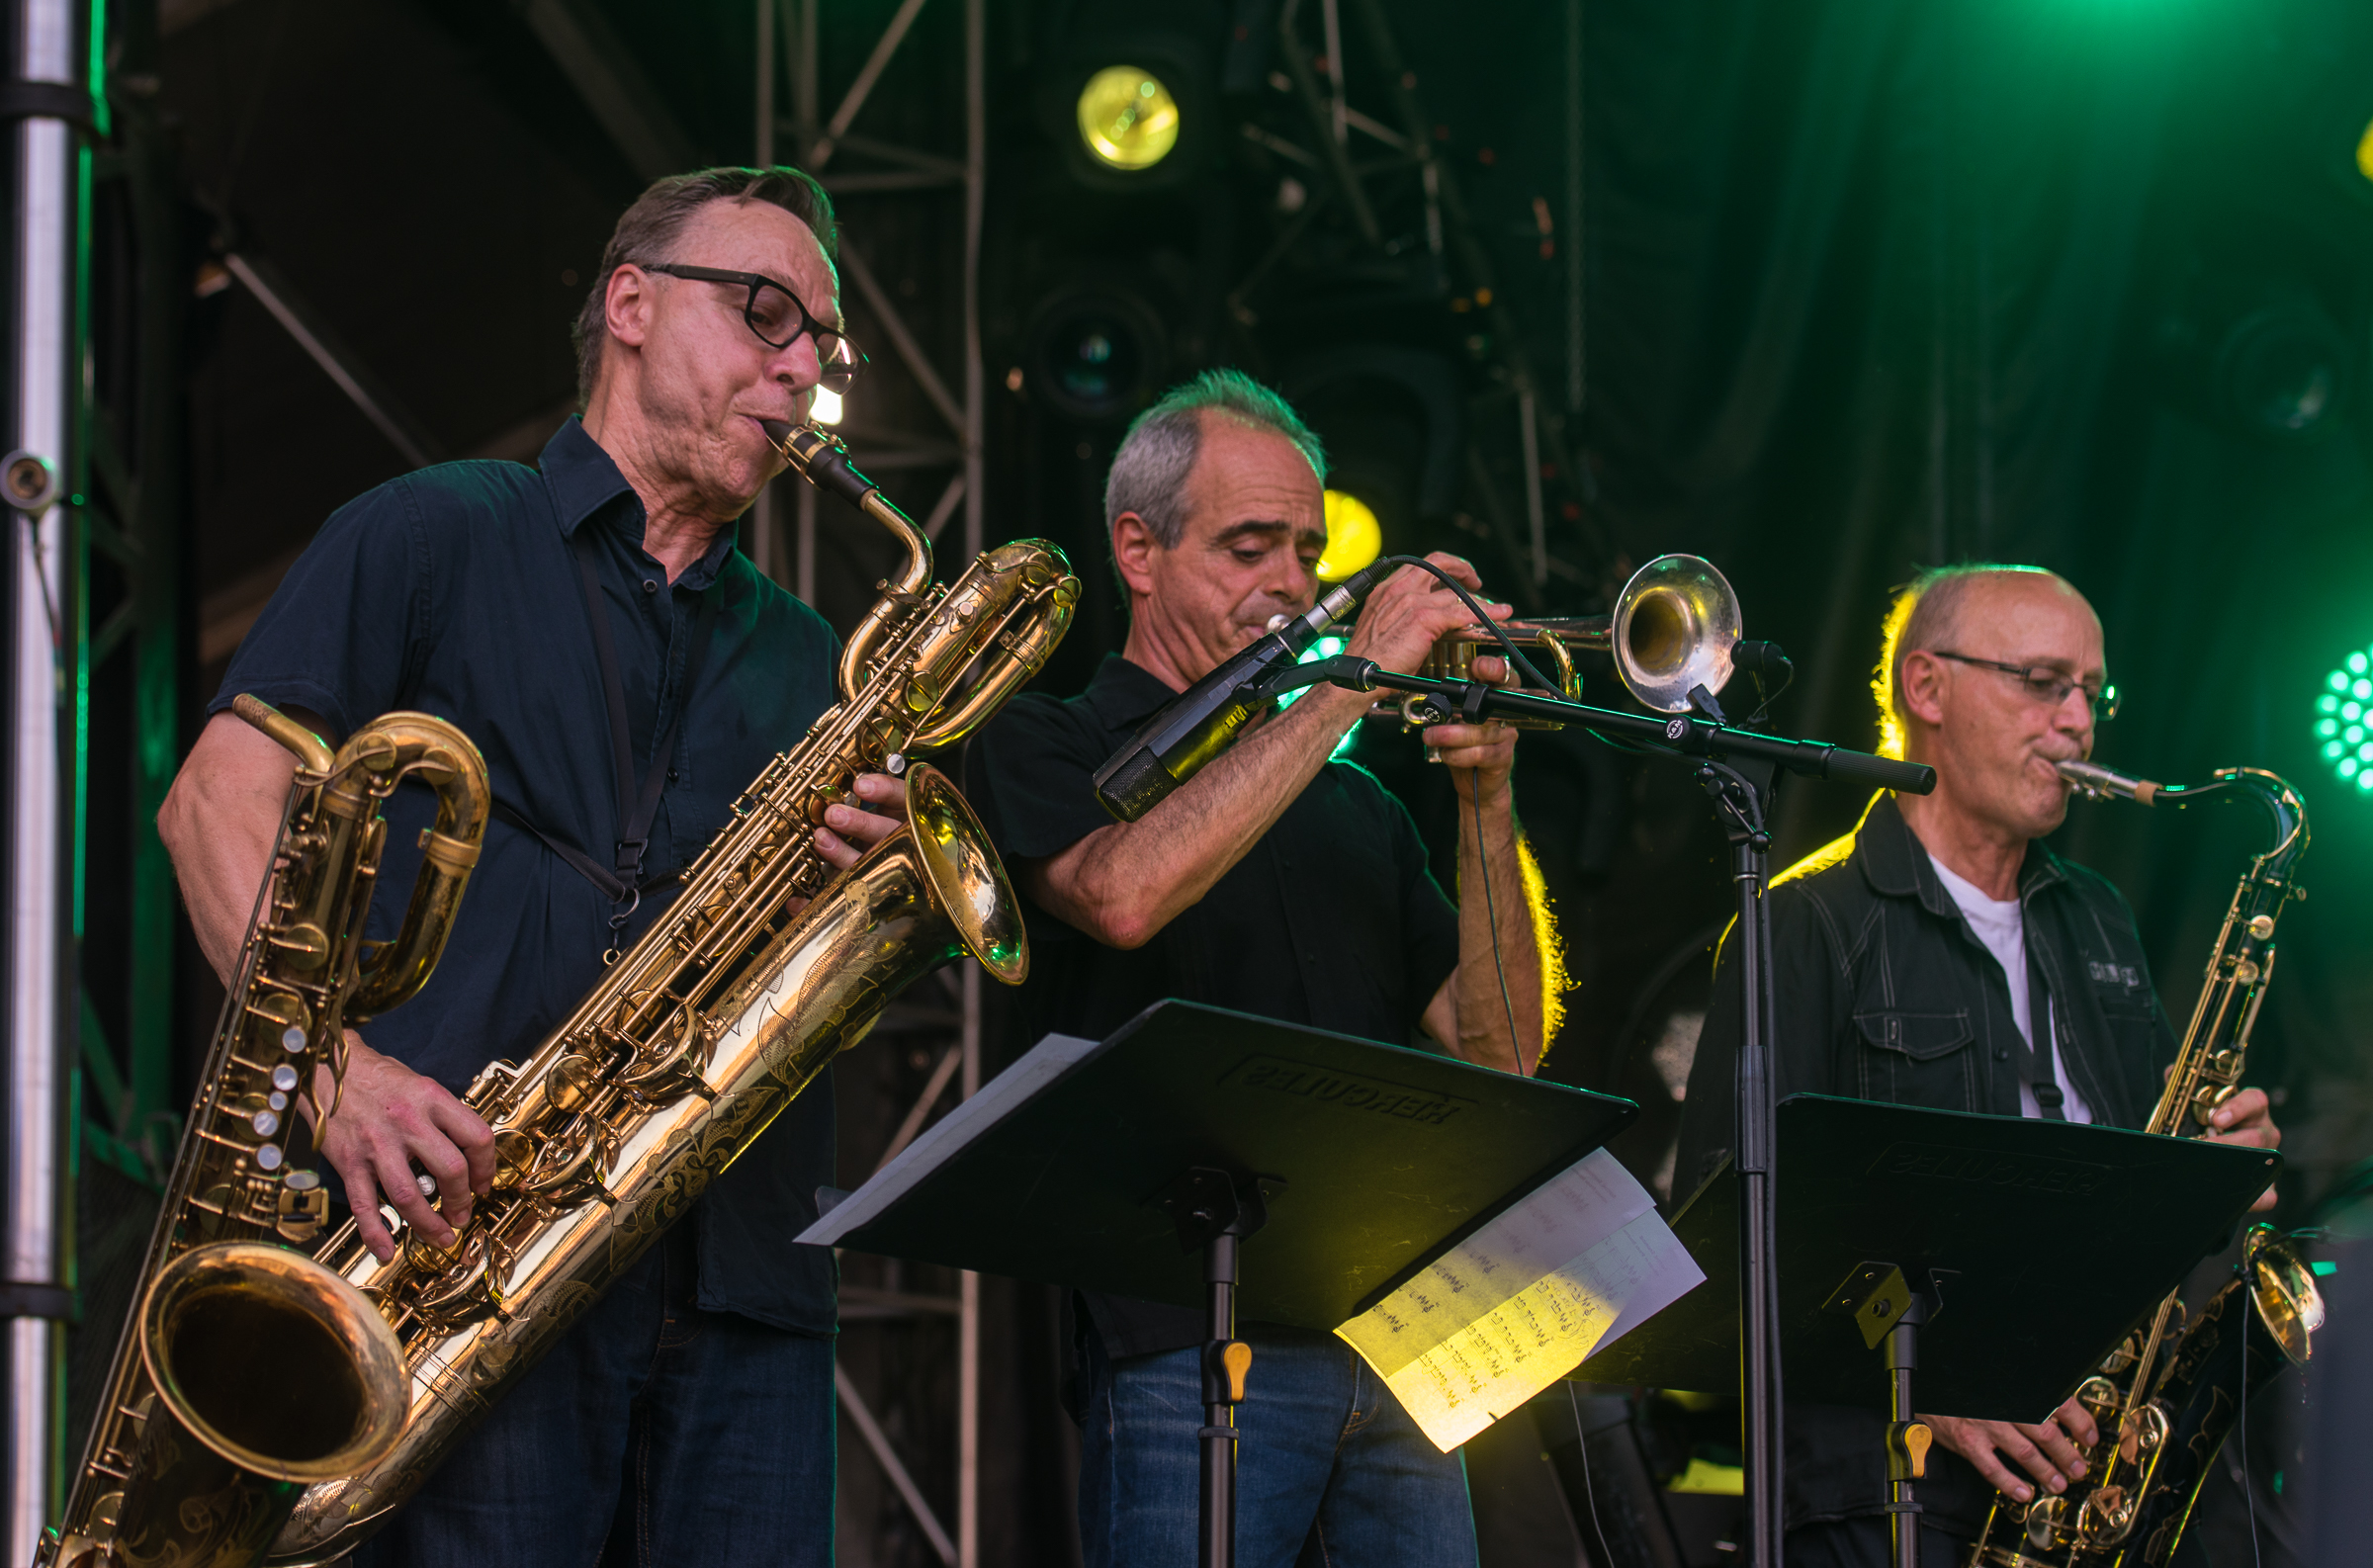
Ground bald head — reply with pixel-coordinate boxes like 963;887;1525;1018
1884;566;2107;854
1876;566;2095;758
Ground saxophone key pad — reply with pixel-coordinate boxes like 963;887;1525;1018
272;1064;300;1091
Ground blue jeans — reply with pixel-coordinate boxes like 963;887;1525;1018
1079;1324;1478;1568
351;1225;835;1568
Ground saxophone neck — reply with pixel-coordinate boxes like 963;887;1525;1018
765;419;934;699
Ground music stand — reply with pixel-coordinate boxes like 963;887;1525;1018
1573;1095;2283;1567
802;1000;1646;1568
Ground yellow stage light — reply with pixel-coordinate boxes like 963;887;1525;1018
1316;489;1382;581
2357;115;2373;184
1077;65;1180;171
809;387;843;425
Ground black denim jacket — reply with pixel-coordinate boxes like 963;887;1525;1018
1674;793;2179;1535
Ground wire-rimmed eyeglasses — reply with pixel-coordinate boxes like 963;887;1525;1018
643;263;865;393
1931;651;2120;722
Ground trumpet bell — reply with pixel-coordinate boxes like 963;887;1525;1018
1613;554;1741;714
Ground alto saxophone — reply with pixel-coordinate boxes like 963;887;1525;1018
44;701;491;1568
265;425;1080;1564
1968;762;2326;1568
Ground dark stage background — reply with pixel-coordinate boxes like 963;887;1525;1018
60;0;2373;1562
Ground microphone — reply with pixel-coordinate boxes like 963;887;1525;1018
1731;640;1792;682
1093;560;1398;822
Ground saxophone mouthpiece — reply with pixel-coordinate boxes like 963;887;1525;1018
2058;758;2159;806
758;417;795;451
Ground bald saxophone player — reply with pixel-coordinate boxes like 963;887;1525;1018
1674;565;2280;1568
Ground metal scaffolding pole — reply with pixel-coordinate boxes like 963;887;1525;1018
3;0;89;1553
757;0;986;1559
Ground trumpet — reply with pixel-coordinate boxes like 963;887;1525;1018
1334;554;1747;731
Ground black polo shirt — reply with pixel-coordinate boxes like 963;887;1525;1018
967;653;1462;1357
212;417;841;1335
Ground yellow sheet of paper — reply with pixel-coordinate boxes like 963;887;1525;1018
1334;1151;1705;1451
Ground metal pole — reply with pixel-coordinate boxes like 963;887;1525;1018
1519;390;1545;588
795;484;816;604
1565;0;1585;416
958;968;981;1568
957;3;986;1558
755;0;775;167
5;0;85;1553
1198;1229;1240;1568
752;0;776;583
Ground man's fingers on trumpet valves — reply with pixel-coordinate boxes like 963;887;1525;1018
1343;553;1514;677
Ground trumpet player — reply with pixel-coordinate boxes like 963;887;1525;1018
158;167;898;1566
967;369;1553;1567
1672;565;2280;1568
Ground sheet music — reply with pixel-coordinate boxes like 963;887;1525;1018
1333;1148;1704;1451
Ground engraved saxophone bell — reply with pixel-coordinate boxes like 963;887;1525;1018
45;705;490;1568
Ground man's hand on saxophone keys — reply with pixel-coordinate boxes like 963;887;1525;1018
1920;1397;2098;1505
811;770;908;873
308;1032;497;1263
2182;1074;2281;1210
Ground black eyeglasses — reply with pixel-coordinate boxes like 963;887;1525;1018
641;263;865;392
1932;651;2120;722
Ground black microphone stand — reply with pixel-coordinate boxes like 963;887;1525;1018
1262;655;1937;1568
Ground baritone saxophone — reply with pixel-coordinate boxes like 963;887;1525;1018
43;702;491;1568
265;423;1080;1564
1967;761;2325;1568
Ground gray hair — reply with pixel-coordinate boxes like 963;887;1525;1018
1872;563;2064;758
572;165;838;408
1103;368;1328;548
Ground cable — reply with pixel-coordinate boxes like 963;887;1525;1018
2241;1296;2261;1568
1471;783;1527;1078
1374;555;1566;696
1565;1382;1618;1568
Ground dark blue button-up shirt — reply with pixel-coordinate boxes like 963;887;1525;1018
212;417;841;1334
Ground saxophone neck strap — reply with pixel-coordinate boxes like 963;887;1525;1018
2023;938;2066;1121
568;527;723;889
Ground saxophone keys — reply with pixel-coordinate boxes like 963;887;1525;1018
407;1231;506;1326
266;919;333;971
547;1053;604;1114
489;1129;537;1192
615;1009;712;1095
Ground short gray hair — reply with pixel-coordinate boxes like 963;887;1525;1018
1103;369;1328;548
572;165;838;408
1872;564;2063;757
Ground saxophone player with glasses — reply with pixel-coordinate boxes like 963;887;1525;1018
1673;566;2281;1568
159;167;900;1567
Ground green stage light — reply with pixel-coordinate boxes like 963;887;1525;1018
1077;65;1180;171
1280;635;1359;759
2315;642;2373;791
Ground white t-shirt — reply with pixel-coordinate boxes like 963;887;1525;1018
1925;852;2094;1124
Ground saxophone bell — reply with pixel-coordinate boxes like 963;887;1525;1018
44;703;490;1568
